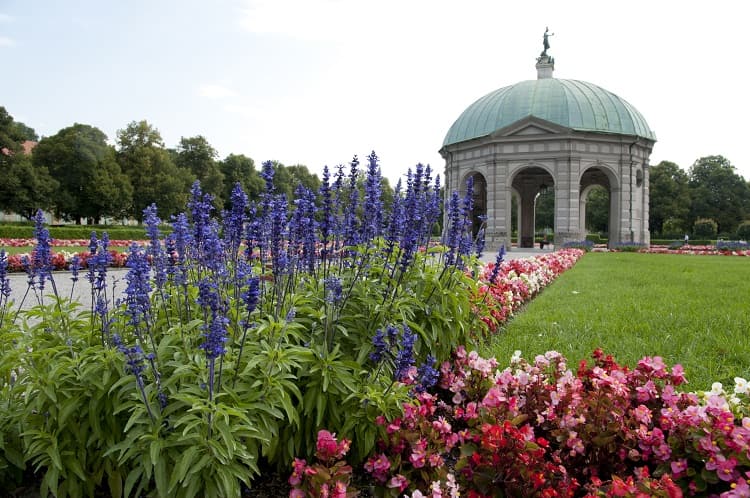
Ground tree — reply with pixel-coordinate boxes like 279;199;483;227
0;153;58;220
649;161;691;236
688;155;750;236
174;136;224;209
32;123;132;223
0;107;57;218
116;120;192;222
220;153;264;207
270;162;321;200
0;106;37;152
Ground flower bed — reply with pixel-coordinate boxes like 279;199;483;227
474;249;585;331
299;349;750;497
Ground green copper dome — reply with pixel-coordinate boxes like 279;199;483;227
443;78;655;147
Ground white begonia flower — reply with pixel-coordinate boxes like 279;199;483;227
510;350;522;364
710;382;724;396
734;377;749;395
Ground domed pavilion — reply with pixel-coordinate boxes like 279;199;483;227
440;37;656;249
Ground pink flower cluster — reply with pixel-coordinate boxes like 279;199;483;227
362;347;750;497
2;249;128;272
289;430;355;498
475;249;585;331
617;244;750;257
0;238;134;248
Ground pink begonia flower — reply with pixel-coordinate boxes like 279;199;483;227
288;458;307;486
432;416;452;434
428;453;444;468
331;481;347;498
632;404;652;425
388;474;409;493
670;458;688;478
316;430;340;460
319;483;330;498
706;453;739;481
289;489;306;498
482;385;505;408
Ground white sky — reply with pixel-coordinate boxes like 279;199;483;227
1;0;748;185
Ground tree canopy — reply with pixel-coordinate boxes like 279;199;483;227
116;121;192;222
688;155;750;235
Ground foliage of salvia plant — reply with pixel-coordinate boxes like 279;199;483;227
0;152;490;497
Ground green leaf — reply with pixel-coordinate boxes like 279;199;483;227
108;470;123;498
172;445;200;486
154;456;168;497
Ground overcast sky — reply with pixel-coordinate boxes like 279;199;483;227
2;0;748;185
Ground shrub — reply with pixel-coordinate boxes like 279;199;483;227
693;218;718;239
661;218;685;239
736;220;750;241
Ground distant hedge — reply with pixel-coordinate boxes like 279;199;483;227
0;224;166;240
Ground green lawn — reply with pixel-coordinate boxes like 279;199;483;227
483;252;750;391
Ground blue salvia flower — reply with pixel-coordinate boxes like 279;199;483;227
386;324;399;347
361;151;383;243
113;333;146;376
124;243;152;332
0;250;10;327
415;355;439;393
87;232;112;295
369;328;388;364
144;204;167;291
261;160;275;194
342;156;360;247
244;203;262;263
444;191;461;267
32;209;53;292
188;181;214;249
384;179;404;257
394;324;416;381
488;244;506;286
200;220;226;275
475;224;486;258
168;213;192;287
112;333;155;422
201;314;229;360
69;254;81;284
241;272;260;317
0;249;10;299
197;278;221;315
458;177;475;261
224;182;248;258
288;185;318;273
318;166;334;262
324;276;343;305
269;195;289;275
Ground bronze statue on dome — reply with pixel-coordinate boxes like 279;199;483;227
541;27;554;57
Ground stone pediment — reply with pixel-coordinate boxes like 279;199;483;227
490;116;571;138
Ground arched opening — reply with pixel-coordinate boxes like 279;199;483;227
580;167;613;244
511;166;554;248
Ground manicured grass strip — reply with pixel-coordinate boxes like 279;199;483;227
483;252;750;391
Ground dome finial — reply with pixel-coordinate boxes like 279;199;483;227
536;27;555;79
